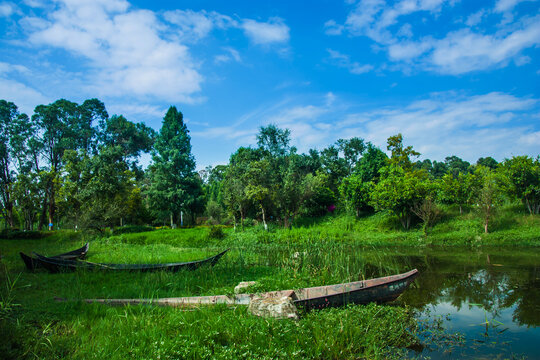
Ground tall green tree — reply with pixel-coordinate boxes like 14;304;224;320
437;172;481;213
244;159;274;230
371;135;429;229
0;100;25;228
445;155;471;178
501;156;540;214
32;99;107;229
147;106;199;227
475;166;503;233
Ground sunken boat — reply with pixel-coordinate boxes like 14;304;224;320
32;249;228;274
77;269;419;310
20;243;89;271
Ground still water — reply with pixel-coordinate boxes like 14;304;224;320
385;247;540;359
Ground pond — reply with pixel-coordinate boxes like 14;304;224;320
383;247;540;359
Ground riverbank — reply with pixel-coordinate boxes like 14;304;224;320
1;236;424;359
1;206;538;359
98;204;540;247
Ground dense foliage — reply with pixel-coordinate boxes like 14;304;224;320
0;98;538;233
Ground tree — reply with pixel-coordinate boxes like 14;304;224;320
256;124;292;158
32;99;104;229
445;155;471;178
277;154;320;227
437;172;481;213
77;146;136;230
98;114;155;163
371;165;430;229
320;145;348;194
477;157;498;170
371;135;428;229
0;100;22;228
411;196;441;237
222;147;263;230
147;106;198;227
387;133;420;170
244;159;274;230
339;143;386;217
339;174;373;217
500;156;540;214
336;137;366;175
354;143;387;182
475;166;503;233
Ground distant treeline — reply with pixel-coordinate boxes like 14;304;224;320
0;98;539;233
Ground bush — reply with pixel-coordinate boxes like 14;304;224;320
0;230;53;240
208;226;226;240
113;225;154;235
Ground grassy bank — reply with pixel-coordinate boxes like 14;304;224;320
0;206;537;359
0;234;423;359
96;204;540;247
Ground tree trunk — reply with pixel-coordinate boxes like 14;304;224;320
170;213;174;228
5;202;13;229
459;205;463;214
48;184;55;230
283;214;290;229
261;204;268;231
240;208;244;231
38;196;48;230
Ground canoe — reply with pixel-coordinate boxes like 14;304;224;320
33;249;229;274
77;269;419;309
20;243;89;271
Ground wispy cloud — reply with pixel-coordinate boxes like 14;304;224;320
25;0;203;103
193;91;539;161
495;0;535;13
214;47;242;64
241;17;290;45
336;92;539;160
327;0;540;75
327;49;374;74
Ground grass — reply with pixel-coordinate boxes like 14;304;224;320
0;205;537;359
0;233;420;359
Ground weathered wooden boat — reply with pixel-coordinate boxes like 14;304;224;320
75;269;419;310
34;249;229;274
20;243;89;271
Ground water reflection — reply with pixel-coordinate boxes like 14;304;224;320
386;247;540;359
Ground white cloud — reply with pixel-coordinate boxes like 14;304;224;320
0;2;17;17
336;92;539;161
465;10;486;27
242;17;290;44
330;0;540;74
430;20;540;74
324;19;344;35
194;91;539;162
495;0;534;12
214;47;242;64
0;77;49;114
163;9;235;41
25;0;203;103
327;49;374;74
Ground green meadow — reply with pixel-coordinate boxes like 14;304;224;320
1;206;538;359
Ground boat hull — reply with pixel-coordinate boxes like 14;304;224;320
76;269;419;310
20;243;89;271
34;249;228;274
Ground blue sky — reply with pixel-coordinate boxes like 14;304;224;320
1;0;539;169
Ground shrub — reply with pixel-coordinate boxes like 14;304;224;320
208;226;226;240
113;225;154;235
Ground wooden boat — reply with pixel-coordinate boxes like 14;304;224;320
76;269;419;310
33;249;229;274
20;243;89;271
